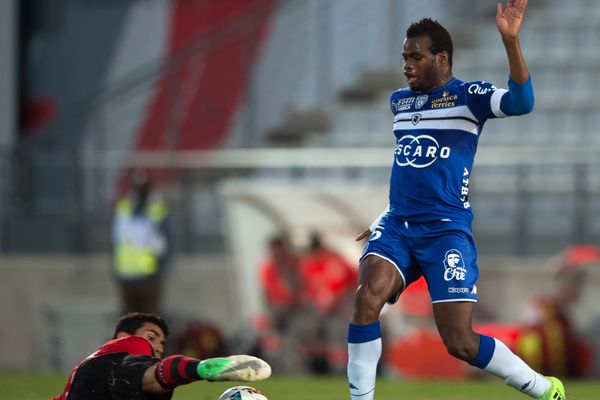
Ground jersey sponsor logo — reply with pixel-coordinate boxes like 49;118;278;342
392;97;415;112
395;134;451;168
443;249;467;281
431;92;458;109
415;95;428;109
411;113;422;125
448;287;469;293
467;82;497;95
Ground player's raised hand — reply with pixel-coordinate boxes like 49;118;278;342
355;228;372;242
496;0;527;39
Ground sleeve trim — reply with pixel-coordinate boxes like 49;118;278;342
491;89;508;118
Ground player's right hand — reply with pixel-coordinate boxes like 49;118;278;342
496;0;527;39
355;229;372;241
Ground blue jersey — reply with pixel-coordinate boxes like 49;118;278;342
388;77;531;225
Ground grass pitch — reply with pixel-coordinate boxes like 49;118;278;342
1;374;598;399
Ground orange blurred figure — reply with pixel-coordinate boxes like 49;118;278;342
515;245;600;377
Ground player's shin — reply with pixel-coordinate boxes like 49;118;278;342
470;334;551;398
347;321;382;400
155;355;201;389
155;355;270;388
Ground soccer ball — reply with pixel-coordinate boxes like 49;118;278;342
217;386;268;400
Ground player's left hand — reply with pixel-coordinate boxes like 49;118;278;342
496;0;527;39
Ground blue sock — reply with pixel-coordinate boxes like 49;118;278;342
348;321;381;344
469;333;495;368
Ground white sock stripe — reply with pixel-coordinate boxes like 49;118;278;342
351;388;375;397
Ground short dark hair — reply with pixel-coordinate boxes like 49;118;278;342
113;312;169;339
406;18;453;66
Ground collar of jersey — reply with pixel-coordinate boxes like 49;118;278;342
410;77;457;95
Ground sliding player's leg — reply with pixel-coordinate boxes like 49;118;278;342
152;354;271;391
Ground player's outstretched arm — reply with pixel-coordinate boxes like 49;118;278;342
496;0;529;84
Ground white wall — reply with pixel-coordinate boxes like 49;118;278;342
0;254;236;371
2;254;600;373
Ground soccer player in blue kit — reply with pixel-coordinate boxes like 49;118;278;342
347;1;566;400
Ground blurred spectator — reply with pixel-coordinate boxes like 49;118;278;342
300;233;357;316
258;232;358;374
111;169;171;315
174;321;229;360
515;244;600;377
297;232;358;374
259;234;302;330
257;234;303;373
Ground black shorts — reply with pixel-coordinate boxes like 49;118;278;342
67;353;173;400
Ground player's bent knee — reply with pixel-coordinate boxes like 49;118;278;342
354;284;385;311
352;284;386;323
443;334;479;362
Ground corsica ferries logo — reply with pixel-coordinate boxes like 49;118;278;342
395;134;451;168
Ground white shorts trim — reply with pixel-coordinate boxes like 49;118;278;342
361;252;406;290
431;298;478;304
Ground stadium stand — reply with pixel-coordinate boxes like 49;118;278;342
4;0;599;255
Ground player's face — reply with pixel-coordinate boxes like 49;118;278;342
402;35;446;92
135;322;166;358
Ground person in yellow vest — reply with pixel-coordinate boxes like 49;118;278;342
112;170;170;315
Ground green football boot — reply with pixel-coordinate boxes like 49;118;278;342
197;355;272;382
539;377;565;400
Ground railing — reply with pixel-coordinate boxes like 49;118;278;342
83;146;600;169
3;144;600;255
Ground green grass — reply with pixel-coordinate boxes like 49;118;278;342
1;374;598;399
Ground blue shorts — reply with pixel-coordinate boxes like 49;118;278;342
359;214;479;303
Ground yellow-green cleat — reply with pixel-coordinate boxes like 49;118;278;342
197;355;272;382
539;377;565;400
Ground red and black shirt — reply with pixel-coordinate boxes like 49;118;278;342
51;336;172;400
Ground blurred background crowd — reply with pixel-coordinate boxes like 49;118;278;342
1;0;600;381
